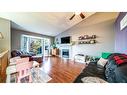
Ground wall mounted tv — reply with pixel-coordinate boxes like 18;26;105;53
61;36;71;44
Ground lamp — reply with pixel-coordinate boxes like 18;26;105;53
0;32;4;39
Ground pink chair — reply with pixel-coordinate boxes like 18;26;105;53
15;58;33;83
15;57;29;64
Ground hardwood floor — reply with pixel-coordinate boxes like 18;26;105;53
40;56;85;83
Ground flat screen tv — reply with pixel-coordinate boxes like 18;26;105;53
61;36;71;44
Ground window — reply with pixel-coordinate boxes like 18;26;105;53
21;35;50;56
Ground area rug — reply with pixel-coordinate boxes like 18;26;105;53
31;68;52;83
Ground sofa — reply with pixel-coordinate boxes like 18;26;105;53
11;50;43;65
74;53;127;83
11;50;35;58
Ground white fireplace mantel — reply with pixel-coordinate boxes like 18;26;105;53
57;44;72;59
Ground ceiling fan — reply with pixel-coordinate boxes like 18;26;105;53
69;12;85;20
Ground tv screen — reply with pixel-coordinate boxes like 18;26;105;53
61;36;71;44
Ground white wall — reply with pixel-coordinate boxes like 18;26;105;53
55;13;116;58
0;17;11;53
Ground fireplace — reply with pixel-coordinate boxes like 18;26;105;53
58;44;72;59
62;49;69;58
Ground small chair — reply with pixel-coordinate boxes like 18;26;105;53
15;57;29;64
9;57;29;65
10;56;21;63
16;61;33;83
7;57;33;83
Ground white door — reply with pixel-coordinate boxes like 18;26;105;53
44;38;50;56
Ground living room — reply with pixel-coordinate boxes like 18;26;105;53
0;12;127;83
1;0;127;95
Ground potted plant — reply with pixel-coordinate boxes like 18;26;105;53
51;43;57;49
51;43;59;56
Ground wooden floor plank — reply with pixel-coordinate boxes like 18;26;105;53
40;57;85;83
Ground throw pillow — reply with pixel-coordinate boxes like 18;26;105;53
101;52;112;59
85;55;90;62
97;57;108;67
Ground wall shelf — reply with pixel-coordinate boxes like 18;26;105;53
78;35;97;44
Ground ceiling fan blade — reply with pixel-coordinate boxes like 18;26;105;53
69;14;75;20
80;13;85;19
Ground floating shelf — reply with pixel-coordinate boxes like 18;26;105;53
78;35;97;44
78;35;96;40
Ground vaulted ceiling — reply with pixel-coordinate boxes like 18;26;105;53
0;12;95;36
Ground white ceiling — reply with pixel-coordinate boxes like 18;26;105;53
0;12;95;36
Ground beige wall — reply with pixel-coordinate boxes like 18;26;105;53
0;17;11;53
11;29;54;51
55;13;116;57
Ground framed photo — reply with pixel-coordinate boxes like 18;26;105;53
120;13;127;30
